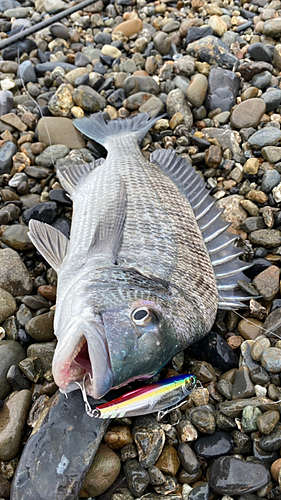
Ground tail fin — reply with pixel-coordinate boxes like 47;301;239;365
73;112;164;148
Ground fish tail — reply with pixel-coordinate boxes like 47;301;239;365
73;112;164;148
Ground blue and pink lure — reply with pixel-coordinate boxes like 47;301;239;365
76;374;197;419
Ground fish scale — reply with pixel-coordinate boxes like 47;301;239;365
28;112;256;400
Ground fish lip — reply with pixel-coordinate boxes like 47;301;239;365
53;333;90;390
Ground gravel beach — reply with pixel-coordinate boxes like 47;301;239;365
1;0;281;499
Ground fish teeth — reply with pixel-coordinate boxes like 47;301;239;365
71;337;86;361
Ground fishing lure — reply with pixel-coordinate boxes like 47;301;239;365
76;373;197;419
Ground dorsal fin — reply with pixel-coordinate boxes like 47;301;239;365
150;149;253;310
88;175;127;265
28;220;69;272
57;159;104;195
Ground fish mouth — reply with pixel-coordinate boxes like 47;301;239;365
53;323;114;399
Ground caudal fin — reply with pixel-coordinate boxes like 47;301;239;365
73;112;164;148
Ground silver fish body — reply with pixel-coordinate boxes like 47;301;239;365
28;113;252;399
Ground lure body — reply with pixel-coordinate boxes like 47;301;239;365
91;374;196;419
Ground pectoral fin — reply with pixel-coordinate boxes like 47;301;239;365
28;220;69;272
88;175;127;264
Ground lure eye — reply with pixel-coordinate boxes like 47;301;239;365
131;307;154;326
190;376;196;385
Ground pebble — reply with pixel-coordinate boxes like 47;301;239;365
205;67;240;112
271;458;281;482
260;348;281;373
186;74;208;108
194;431;233;458
37;117;85;148
1;225;33;251
0;90;13;117
113;19;142;37
0;339;26;399
250;337;271;362
166;88;193;129
252;265;280;301
25;312;55;342
241;405;262;432
0;141;17;174
248;43;272;63
124;460;149;497
186;36;237;70
0;390;31;461
22;202;57;225
155;445;180;476
257;410;280;435
188;332;238;371
260;427;281;451
35;144;70;167
177;443;200;473
209;457;270;495
261;89;281;113
101;45;122;59
79;444;121;497
73;85;106;112
0;248;33;296
261;147;281;163
232;366;255;400
190;407;216;434
132;416;165;468
249;229;281;247
248;128;281;149
231;99;266;129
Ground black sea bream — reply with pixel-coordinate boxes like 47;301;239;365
28;113;252;399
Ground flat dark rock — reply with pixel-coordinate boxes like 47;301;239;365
209;456;270;495
11;390;109;500
194;431;234;459
2;39;37;60
186;36;238;70
187;331;238;371
35;62;77;75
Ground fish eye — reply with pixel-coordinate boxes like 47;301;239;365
131;307;154;326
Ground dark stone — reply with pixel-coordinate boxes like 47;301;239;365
124;460;150;497
187;332;238;371
188;483;210;500
75;73;90;86
261;89;281;113
177;443;200;474
240;217;266;233
108;88;127;108
243;258;272;279
0;141;17;174
94;32;112;45
236;21;252;32
49;189;72;207
193;431;234;459
17;328;33;348
186;36;238;71
205;67;240;112
17;61;37;84
238;61;274;81
209;456;271;495
0;340;26;400
11;390;109;500
2;39;37;60
49;23;69;40
6;364;30;391
231;430;252;454
259;427;281;451
94;62;106;75
252;71;272;89
35;62;77;75
185;27;213;45
248;43;272;63
0;90;13;117
22;202;58;225
74;52;90;67
253;440;279;468
100;54;115;66
52;217;71;238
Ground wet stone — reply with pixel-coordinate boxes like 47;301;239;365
253;265;280;301
132;416;165;468
188;483;209;500
260;348;281;373
193;430;233;459
190;407;216;434
148;465;166;486
124;459;149;497
79;444;121;497
27;342;55;374
177;443;200;473
271;458;281;481
232;366;255;400
240;217;266;233
257;410;280;435
187;332;238;371
253;439;279;468
155;445;180;476
176;419;198;443
259;427;281;451
209;456;270;495
217;379;233;399
104;426;133;450
241;405;262;432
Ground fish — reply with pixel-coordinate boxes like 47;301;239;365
28;112;253;400
77;374;197;419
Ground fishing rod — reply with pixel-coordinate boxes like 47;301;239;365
0;0;96;49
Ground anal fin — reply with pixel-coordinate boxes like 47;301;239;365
57;159;104;195
28;220;69;272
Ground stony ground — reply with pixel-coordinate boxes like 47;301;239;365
1;0;281;498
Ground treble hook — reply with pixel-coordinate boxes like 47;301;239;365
75;373;98;418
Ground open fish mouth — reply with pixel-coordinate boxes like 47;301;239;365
53;324;114;399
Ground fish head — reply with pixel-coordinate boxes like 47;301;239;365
99;298;180;391
52;270;181;400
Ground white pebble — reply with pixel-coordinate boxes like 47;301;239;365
0;327;5;340
182;484;193;500
254;384;267;397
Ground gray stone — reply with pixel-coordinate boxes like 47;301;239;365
0;390;31;461
0;287;16;323
261;169;281;192
240;217;266;233
16;304;32;327
263;18;281;38
0;340;26;399
251;71;272;89
132;416;165;468
248;128;281;149
11;390;109;500
49;22;69;40
186;36;238;70
37;117;86;149
249;229;281;247
241;406;262;432
0;90;13;117
261;347;281;373
261;89;281;112
73;85;106;112
35;145;70;167
205;67;240;112
123;76;159;96
173;55;195;77
230;99;266;129
27;342;55;373
262;146;281;163
124;460;150;497
166;88;193;129
0;204;21;224
17;61;36;83
0;248;33;296
0;0;20;12
0;141;17;174
153;32;171;55
247;43;272;63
